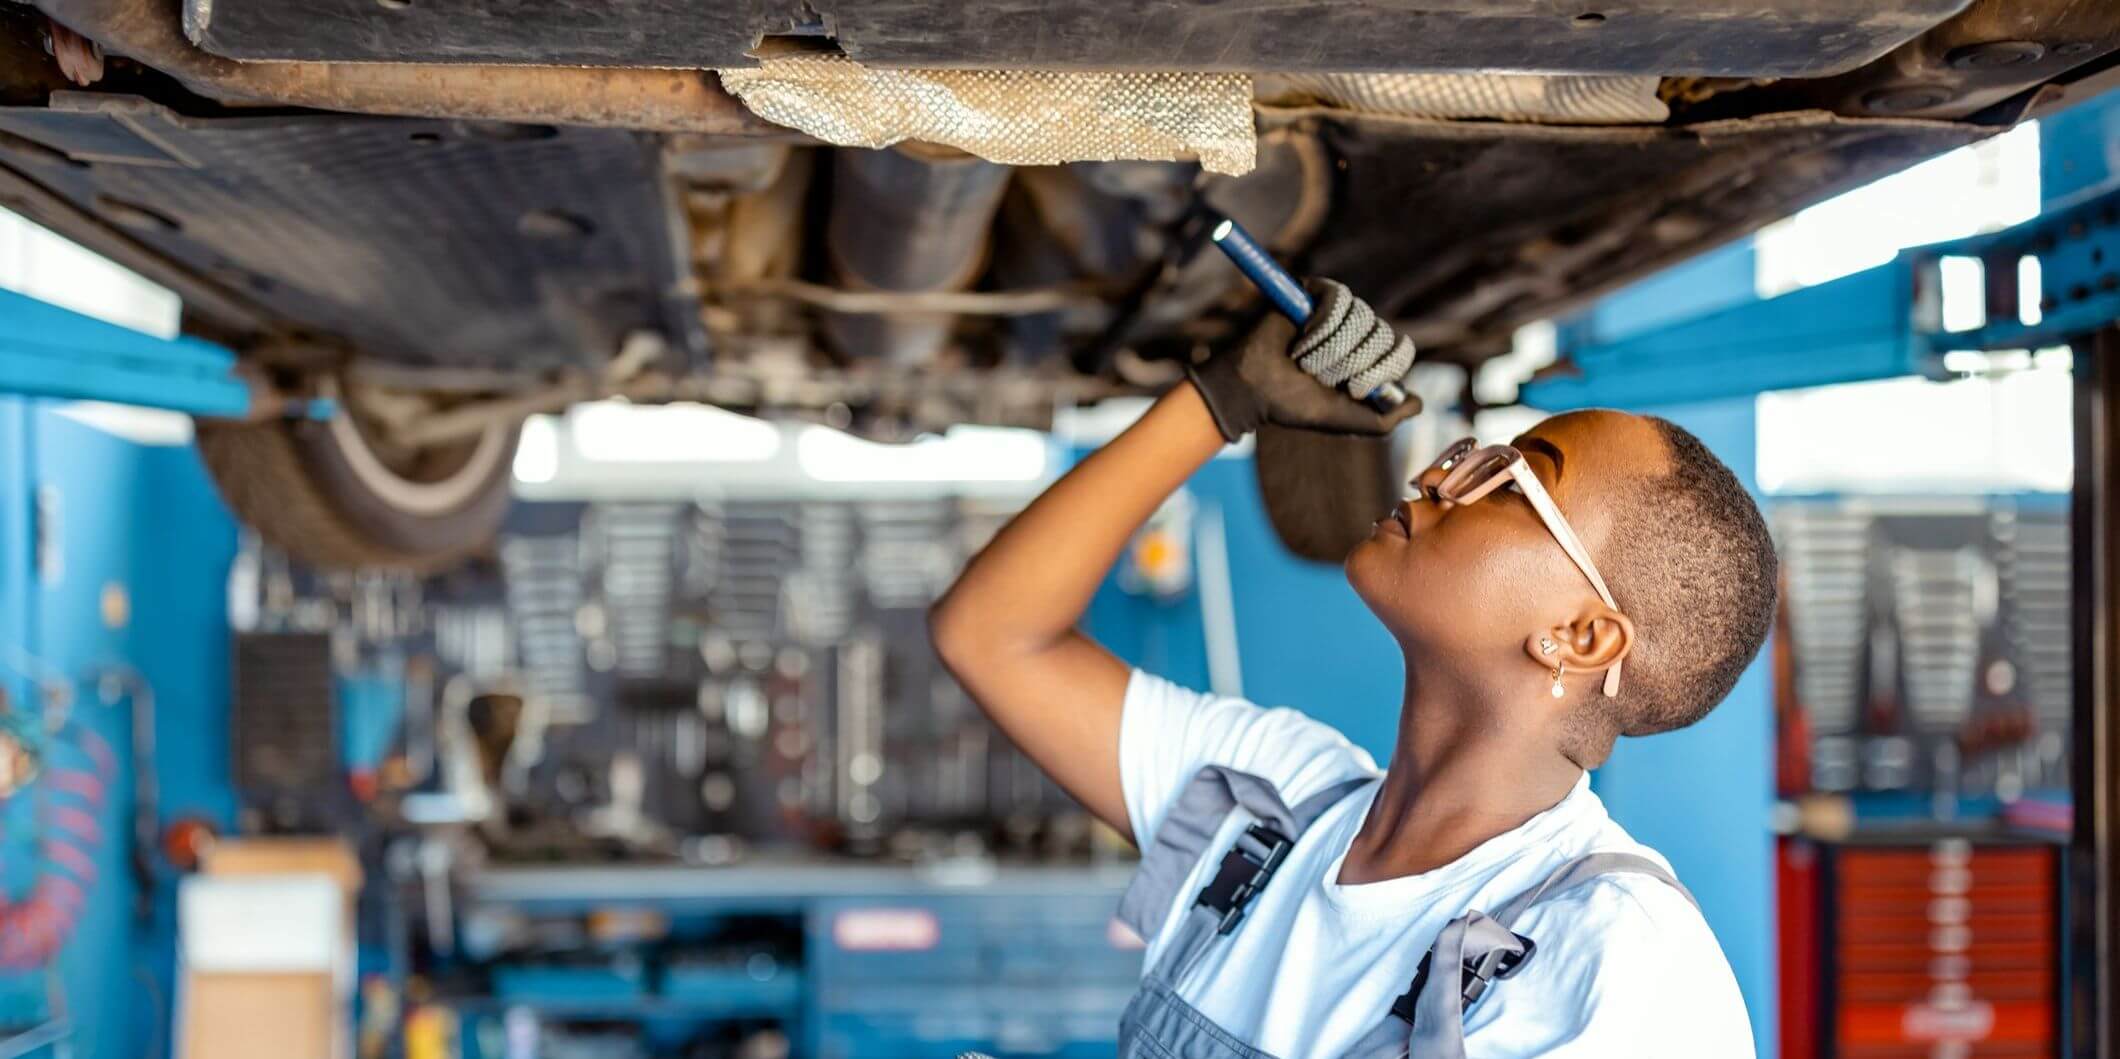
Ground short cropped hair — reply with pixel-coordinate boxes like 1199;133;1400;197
1575;418;1777;757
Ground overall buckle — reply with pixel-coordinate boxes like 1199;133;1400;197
1389;933;1537;1025
1194;823;1293;935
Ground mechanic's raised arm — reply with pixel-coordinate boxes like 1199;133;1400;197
929;382;1225;839
930;298;1417;841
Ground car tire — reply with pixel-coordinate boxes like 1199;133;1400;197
196;402;517;572
1252;424;1399;564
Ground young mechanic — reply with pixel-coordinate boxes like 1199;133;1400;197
930;282;1777;1057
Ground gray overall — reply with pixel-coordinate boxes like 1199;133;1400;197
1112;766;1697;1059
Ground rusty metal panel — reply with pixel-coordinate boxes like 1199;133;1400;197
181;0;1967;79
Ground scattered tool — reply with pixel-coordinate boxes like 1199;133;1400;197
1208;215;1411;412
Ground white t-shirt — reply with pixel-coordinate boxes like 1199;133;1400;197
1119;670;1755;1058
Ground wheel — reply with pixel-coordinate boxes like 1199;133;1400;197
196;383;517;572
1252;424;1399;564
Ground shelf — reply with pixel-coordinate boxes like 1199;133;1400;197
452;986;800;1023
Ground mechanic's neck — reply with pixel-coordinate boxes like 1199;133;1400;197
1336;655;1584;885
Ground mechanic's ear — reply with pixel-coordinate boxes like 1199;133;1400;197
1523;607;1634;678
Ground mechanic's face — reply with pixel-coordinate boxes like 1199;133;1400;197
1345;410;1669;679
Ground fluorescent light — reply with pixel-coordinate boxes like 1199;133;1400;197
570;401;781;463
795;424;1049;482
512;414;559;483
0;207;180;338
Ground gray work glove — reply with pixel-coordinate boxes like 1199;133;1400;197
1187;279;1420;442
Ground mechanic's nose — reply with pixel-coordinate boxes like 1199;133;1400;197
1410;463;1449;504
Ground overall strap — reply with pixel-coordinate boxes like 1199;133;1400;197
1118;766;1372;983
1490;851;1697;926
1339;852;1695;1059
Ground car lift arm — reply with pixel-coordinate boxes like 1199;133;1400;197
1524;183;2120;410
0;287;250;416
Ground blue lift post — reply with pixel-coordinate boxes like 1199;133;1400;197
0;396;241;1059
0;285;250;1059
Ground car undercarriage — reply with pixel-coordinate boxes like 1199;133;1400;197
1;0;2116;567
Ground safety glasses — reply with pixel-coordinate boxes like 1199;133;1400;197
1421;437;1624;697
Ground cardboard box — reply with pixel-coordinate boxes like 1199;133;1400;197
177;839;360;1059
201;837;363;893
180;972;339;1059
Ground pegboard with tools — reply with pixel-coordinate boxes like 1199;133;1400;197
231;495;1104;865
1773;497;2070;806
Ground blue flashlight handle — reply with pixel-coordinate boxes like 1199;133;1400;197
1210;217;1315;323
1207;216;1406;412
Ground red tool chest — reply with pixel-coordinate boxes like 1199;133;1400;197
1788;840;2060;1058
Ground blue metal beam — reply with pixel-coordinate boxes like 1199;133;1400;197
1525;182;2120;411
1525;260;1926;410
1914;183;2120;354
2041;89;2120;207
0;289;250;417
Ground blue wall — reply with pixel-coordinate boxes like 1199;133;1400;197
0;398;237;1059
1556;240;1759;351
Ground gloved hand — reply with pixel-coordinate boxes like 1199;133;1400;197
1186;279;1420;441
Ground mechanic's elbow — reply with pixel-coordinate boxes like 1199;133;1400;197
927;591;984;675
931;581;1051;680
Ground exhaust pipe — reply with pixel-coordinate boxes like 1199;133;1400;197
822;144;1012;365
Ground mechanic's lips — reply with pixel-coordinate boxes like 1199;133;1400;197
1376;499;1414;539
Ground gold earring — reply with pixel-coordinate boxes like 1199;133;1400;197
1550;663;1566;699
1538;637;1558;656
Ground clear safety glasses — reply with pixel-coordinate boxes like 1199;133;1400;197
1420;437;1625;697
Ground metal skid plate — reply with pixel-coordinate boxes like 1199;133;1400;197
0;93;690;371
182;0;1964;78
